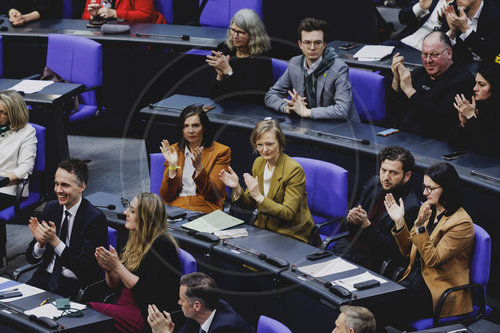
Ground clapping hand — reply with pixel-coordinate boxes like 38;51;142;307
444;5;469;35
160;140;178;167
384;193;406;230
28;217;54;247
243;173;264;203
346;205;371;228
95;245;120;272
414;205;431;228
147;305;174;333
191;146;204;174
206;51;232;80
453;94;476;126
391;53;405;91
219;166;242;199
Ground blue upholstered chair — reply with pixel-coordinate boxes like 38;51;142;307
154;0;174;24
0;124;46;272
405;223;492;330
0;35;3;77
178;248;197;275
199;0;263;28
292;157;348;244
150;153;165;196
46;34;103;126
271;58;288;84
349;68;385;123
257;315;292;333
62;0;73;18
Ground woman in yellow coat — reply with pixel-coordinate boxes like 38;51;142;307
219;119;314;243
384;162;474;321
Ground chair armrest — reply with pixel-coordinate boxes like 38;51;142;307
320;230;350;250
309;216;344;246
379;257;409;280
22;74;41;80
76;279;114;303
433;283;484;327
14;179;29;213
13;263;41;281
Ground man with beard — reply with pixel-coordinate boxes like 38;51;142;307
331;146;420;271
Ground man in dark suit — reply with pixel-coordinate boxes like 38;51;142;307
25;158;107;298
147;272;254;333
332;146;420;271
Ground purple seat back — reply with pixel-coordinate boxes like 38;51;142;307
257;315;292;333
46;34;102;108
292;157;348;236
349;68;385;122
271;58;288;84
199;0;263;28
178;248;197;275
0;35;3;77
150;153;165;196
107;226;117;249
154;0;174;24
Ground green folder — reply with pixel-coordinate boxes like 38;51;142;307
181;210;244;233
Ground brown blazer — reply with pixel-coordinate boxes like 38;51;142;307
235;153;314;243
159;142;230;214
392;202;474;317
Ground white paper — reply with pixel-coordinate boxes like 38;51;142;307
298;257;357;277
333;271;387;291
0;283;45;302
353;45;394;61
25;301;86;318
9;80;54;94
214;228;248;239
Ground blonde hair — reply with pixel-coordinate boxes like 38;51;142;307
226;9;270;56
121;192;178;271
249;119;286;153
0;90;29;130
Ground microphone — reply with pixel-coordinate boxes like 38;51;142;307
136;32;190;40
94;204;116;210
101;24;130;34
317;131;370;145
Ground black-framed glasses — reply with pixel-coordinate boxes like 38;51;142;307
229;27;247;38
421;47;449;60
301;40;324;48
422;184;441;193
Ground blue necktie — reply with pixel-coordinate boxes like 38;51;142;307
48;210;70;292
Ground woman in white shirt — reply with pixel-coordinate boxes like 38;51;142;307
0;90;37;210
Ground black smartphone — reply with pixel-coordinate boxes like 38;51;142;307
339;42;358;50
0;291;22;299
306;250;333;261
442;151;468;161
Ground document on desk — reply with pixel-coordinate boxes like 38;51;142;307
299;258;357;277
353;45;394;62
9;80;54;94
0;283;45;302
333;272;388;291
0;277;20;291
181;210;244;233
25;301;86;318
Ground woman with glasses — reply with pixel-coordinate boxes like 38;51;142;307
159;105;230;213
89;192;181;333
206;9;273;104
82;0;165;23
0;90;37;211
384;162;474;321
449;62;500;155
219;120;315;243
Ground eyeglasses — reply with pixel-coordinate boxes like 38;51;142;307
229;27;247;38
422;184;441;193
256;142;276;151
421;47;449;60
301;40;324;48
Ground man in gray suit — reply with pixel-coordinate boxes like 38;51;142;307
265;17;359;121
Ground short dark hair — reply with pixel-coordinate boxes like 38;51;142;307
424;31;452;48
377;146;415;174
180;272;219;311
424;162;462;213
297;17;328;41
177;105;214;151
57;158;88;185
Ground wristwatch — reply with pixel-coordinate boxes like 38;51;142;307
416;226;426;234
223;71;233;79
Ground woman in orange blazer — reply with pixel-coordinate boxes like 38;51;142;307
384;162;474;321
159;105;230;214
82;0;165;24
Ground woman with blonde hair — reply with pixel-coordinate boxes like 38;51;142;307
0;90;37;210
207;8;273;104
89;192;181;333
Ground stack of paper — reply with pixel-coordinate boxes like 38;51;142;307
333;271;387;291
181;210;244;233
214;228;248;239
298;258;357;277
353;45;395;62
25;301;86;318
9;80;54;94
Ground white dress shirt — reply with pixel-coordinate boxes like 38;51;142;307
450;0;483;60
200;309;217;333
303;55;323;75
0;124;37;197
33;197;82;280
178;146;201;197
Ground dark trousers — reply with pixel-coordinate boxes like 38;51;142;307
27;269;82;299
0;193;16;211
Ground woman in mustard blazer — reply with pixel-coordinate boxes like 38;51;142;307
384;162;474;320
159;105;230;214
219;119;314;243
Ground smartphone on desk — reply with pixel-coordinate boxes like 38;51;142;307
442;151;468;160
377;128;399;137
339;42;358;50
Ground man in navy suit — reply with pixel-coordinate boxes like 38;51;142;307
25;158;107;298
147;272;254;333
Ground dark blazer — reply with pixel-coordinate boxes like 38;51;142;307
397;0;441;39
179;299;254;333
333;176;420;270
26;198;108;287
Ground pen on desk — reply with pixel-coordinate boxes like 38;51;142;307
39;298;50;306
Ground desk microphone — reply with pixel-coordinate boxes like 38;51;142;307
0;26;7;32
317;131;370;145
94;204;116;210
101;24;130;34
136;32;190;40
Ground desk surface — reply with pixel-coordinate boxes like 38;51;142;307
0;18;227;49
141;94;500;194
